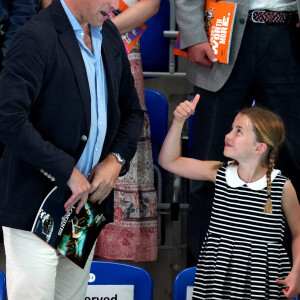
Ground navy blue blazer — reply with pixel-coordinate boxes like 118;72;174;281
0;0;143;230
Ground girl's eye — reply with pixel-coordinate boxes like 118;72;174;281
237;129;242;135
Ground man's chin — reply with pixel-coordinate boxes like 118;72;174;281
89;16;105;27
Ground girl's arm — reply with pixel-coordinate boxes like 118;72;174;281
112;0;161;35
277;180;300;298
158;95;219;182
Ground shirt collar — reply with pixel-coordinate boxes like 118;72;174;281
225;164;281;190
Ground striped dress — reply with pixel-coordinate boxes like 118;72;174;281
192;165;291;299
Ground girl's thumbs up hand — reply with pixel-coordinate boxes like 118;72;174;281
174;94;200;123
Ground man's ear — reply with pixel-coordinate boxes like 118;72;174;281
255;143;268;155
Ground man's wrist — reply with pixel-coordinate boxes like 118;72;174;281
109;152;125;166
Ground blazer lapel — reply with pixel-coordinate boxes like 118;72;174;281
50;0;91;131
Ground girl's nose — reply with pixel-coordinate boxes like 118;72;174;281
225;131;233;142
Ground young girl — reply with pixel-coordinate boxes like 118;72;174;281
159;95;300;299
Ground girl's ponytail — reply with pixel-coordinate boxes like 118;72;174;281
264;150;275;213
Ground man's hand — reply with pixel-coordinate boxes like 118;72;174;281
296;22;300;28
188;42;218;68
87;154;122;204
65;167;91;214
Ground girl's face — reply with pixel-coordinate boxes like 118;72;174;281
224;113;259;162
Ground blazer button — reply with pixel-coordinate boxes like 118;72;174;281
81;135;88;142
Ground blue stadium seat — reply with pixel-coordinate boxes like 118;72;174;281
173;266;196;300
144;88;168;167
0;269;6;300
145;88;169;245
87;261;153;300
188;113;195;157
140;0;170;72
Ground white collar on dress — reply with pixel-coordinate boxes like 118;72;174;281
225;164;281;190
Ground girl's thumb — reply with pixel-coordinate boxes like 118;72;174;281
276;278;286;285
192;94;200;107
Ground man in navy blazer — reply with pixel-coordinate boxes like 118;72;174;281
0;0;143;298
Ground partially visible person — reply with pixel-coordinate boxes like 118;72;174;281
0;0;143;298
175;0;300;266
95;0;160;262
159;96;300;299
0;0;41;61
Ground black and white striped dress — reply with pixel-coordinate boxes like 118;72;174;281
192;165;291;299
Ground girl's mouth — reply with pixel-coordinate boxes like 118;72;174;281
100;11;108;17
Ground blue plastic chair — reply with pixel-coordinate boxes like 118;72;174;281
145;88;169;245
144;88;168;167
173;266;196;300
87;261;153;300
0;269;6;300
140;0;170;72
188;113;195;157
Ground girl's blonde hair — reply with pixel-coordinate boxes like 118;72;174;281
215;106;285;213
